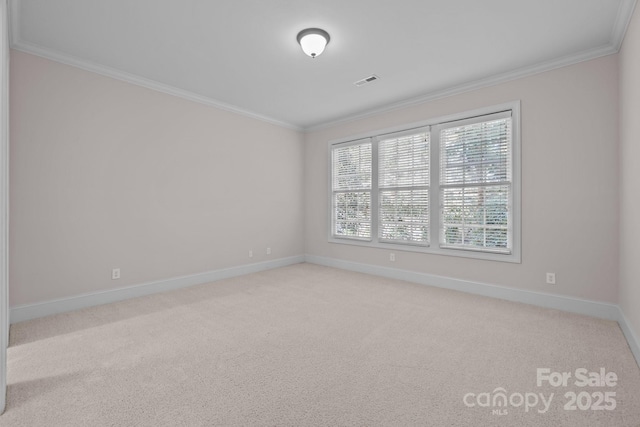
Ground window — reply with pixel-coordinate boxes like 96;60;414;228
439;112;512;253
378;129;430;245
329;102;520;262
331;140;371;240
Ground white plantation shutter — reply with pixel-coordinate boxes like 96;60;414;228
439;112;512;252
378;129;430;244
332;140;372;240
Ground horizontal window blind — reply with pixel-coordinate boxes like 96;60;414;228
378;131;430;244
328;102;519;262
332;141;372;239
440;116;512;252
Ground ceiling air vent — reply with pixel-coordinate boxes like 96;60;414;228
354;74;380;87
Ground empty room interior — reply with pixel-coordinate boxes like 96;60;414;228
1;0;640;425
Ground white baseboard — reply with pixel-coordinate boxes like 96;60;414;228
10;255;305;324
617;309;640;368
305;255;619;319
10;253;640;369
304;254;640;368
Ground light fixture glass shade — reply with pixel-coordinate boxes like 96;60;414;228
297;28;330;58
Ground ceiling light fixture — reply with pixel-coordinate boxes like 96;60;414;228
296;28;330;58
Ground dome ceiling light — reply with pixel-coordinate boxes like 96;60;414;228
296;28;330;58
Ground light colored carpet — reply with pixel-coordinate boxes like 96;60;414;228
3;263;640;426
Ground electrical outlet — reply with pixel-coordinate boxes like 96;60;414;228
546;272;556;285
249;250;253;258
389;253;395;262
112;268;121;280
266;247;271;255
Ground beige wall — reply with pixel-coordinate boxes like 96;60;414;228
9;50;305;306
305;55;620;303
620;5;640;341
8;43;627;310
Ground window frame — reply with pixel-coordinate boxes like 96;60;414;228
327;101;521;263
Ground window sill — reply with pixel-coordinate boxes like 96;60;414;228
328;237;521;263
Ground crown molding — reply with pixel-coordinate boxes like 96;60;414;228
305;42;619;132
11;41;303;131
8;0;18;47
306;0;637;132
8;0;302;132
8;0;637;133
612;0;638;51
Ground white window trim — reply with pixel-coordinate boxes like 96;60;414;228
327;101;521;263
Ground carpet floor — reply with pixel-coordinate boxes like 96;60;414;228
3;263;640;426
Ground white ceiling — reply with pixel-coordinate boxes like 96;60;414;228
9;0;637;130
